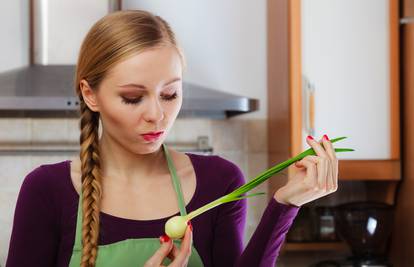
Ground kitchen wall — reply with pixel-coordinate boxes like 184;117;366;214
122;0;268;120
0;117;269;265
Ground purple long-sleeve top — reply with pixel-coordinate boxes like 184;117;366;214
6;153;299;267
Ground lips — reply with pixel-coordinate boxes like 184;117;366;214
141;131;164;142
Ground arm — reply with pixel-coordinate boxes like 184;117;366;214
237;135;338;266
210;163;299;267
235;198;299;267
6;167;60;267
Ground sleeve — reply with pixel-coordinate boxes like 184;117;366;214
211;162;300;267
6;166;60;267
236;198;300;267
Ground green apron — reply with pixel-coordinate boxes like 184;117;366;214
69;144;204;266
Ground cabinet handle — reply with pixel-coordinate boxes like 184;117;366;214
309;83;315;136
302;76;315;137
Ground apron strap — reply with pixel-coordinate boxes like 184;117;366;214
72;144;187;251
74;188;83;251
163;143;188;216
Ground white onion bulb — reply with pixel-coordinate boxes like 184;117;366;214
165;216;188;239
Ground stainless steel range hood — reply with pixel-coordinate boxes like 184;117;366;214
0;65;258;119
0;0;258;119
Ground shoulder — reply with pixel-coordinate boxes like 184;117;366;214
13;161;70;231
187;153;246;190
24;160;68;184
19;160;70;200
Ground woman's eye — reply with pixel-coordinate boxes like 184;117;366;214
121;93;178;105
162;92;178;101
121;97;143;105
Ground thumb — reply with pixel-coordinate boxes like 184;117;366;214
158;237;173;256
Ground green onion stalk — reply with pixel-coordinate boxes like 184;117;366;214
165;136;354;239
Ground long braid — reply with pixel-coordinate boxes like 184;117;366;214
79;100;102;267
74;10;186;266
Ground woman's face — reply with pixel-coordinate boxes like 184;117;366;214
81;45;183;154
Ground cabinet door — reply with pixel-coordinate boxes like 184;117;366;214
300;0;396;160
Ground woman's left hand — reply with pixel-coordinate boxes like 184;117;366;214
274;134;338;207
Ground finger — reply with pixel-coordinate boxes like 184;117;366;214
295;157;327;204
145;239;173;267
174;225;193;263
321;134;337;161
326;159;336;192
326;167;334;192
295;156;318;189
320;135;338;191
306;135;329;159
317;157;329;191
329;157;338;191
299;156;328;190
167;242;179;260
333;159;338;190
322;135;339;190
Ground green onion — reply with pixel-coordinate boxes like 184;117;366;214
164;136;354;239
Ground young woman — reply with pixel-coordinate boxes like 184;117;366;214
6;10;338;267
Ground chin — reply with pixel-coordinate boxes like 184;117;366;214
136;141;164;154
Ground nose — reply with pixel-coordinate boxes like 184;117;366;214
143;96;164;122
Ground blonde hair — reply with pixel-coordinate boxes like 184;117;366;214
74;10;185;266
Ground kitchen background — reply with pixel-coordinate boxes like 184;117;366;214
0;0;413;267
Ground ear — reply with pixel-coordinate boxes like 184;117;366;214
79;79;100;112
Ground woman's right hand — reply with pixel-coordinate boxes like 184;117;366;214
143;224;193;267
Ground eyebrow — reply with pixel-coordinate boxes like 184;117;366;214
118;77;181;90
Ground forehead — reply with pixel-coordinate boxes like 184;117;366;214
106;45;183;85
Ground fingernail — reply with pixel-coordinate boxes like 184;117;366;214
159;234;170;243
307;135;314;141
187;220;193;231
323;134;330;141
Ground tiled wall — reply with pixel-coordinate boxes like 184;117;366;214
210;119;269;244
0;117;269;265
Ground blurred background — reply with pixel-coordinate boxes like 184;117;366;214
0;0;413;266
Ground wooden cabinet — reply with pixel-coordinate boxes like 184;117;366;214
268;0;400;184
267;0;401;256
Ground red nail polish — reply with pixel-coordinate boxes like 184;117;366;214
323;134;330;141
159;234;170;243
187;220;193;231
307;135;314;140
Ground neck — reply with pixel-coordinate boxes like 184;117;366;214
98;133;168;183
